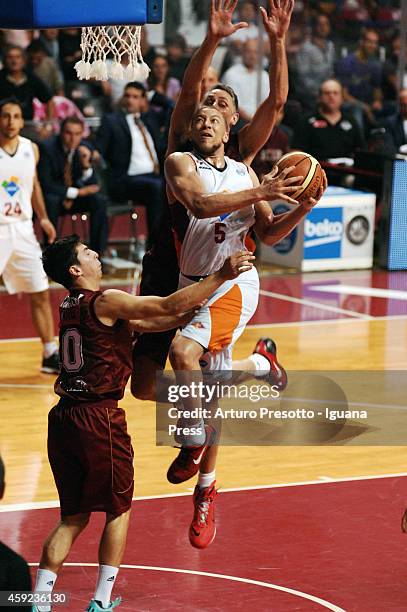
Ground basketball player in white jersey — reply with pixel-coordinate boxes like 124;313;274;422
165;105;326;549
0;98;59;373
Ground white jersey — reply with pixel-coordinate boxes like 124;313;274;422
0;137;36;225
177;153;256;276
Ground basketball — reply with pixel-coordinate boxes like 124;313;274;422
276;151;324;204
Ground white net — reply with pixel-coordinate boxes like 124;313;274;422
74;25;150;81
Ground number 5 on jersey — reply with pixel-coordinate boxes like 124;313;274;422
214;222;226;244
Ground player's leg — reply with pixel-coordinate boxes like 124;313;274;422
87;509;131;611
2;224;59;372
33;512;90;612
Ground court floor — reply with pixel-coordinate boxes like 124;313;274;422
1;267;407;611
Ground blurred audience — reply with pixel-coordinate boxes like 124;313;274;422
223;39;270;122
95;82;166;246
335;28;383;130
292;78;365;161
0;45;53;120
27;40;64;96
148;54;181;101
252;108;290;179
59;28;82;84
201;66;219;100
382;32;403;108
167;33;189;83
39;116;108;255
295;14;335;112
383;89;407;156
39;29;61;65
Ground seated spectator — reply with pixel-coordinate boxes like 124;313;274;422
39;29;61;66
27;40;64;96
0;45;53;120
295;14;335;112
167;34;190;83
148;54;181;102
141;26;157;67
229;0;260;51
335;28;383;130
0;456;32;612
201;66;219;100
383;89;407;156
382;33;403;108
39;116;108;256
291;78;365;161
223;39;270;122
95;82;166;247
33;96;90;138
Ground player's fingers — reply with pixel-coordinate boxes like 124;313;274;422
288;0;295;14
279;194;299;205
226;0;238;12
210;0;215;14
259;6;267;22
234;21;249;31
238;264;253;272
283;175;303;185
279;165;296;178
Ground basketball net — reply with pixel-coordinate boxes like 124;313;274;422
75;25;150;81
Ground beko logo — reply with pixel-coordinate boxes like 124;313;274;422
304;219;343;248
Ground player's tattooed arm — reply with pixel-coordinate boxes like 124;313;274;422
167;0;247;156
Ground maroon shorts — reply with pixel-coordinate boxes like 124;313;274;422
48;400;134;517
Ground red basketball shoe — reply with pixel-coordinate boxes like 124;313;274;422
167;424;216;484
253;338;288;391
189;481;217;549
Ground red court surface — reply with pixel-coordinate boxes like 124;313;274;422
1;475;407;611
1;269;407;339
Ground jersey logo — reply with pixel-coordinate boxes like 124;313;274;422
219;213;231;221
2;176;20;197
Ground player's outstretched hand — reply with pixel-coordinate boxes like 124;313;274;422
220;250;255;279
209;0;248;40
301;169;328;211
40;218;56;244
261;165;302;205
260;0;295;39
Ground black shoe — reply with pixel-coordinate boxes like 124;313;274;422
41;351;60;374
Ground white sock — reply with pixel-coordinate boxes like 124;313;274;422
43;341;58;358
248;353;270;377
94;565;119;607
175;418;206;446
198;470;216;489
34;569;57;612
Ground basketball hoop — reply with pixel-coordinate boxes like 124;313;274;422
75;25;150;81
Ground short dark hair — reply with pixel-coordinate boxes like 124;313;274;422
209;83;239;111
0;97;24;115
42;235;81;289
125;81;147;95
167;33;187;52
61;115;84;133
27;39;47;55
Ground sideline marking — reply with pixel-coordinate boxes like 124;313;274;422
26;562;346;612
259;289;373;319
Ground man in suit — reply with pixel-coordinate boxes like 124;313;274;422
95;81;166;246
383;89;407;156
39;116;108;256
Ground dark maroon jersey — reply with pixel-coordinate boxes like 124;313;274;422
55;289;132;403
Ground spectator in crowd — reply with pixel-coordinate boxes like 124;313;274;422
228;0;259;50
335;28;383;129
27;40;64;96
148;54;181;102
140;26;157;67
0;456;32;612
39;116;108;256
223;38;270;122
167;33;190;83
382;33;402;107
295;14;335;112
291;78;365;161
59;28;82;84
2;29;32;49
95;82;166;247
0;45;53;120
383;89;407;156
39;29;61;66
201;66;219;100
251;108;290;179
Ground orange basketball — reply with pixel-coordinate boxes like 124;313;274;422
276;151;324;204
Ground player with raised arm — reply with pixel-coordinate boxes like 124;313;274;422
32;235;253;612
165;105;326;549
132;0;295;401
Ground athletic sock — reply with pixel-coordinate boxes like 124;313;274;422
34;568;57;612
248;353;271;377
94;565;119;608
198;470;216;489
43;341;58;358
175;417;206;446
